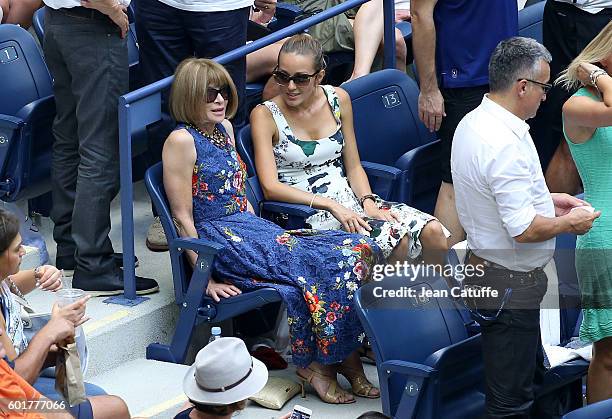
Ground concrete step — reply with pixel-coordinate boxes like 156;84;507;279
88;358;384;419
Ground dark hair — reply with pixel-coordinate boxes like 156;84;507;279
189;399;247;416
278;33;326;72
356;412;389;419
0;209;20;254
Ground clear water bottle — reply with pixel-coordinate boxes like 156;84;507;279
208;327;222;344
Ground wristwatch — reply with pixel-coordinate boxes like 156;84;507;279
359;193;380;207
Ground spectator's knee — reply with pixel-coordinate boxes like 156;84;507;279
420;221;448;251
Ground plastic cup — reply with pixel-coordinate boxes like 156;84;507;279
56;288;86;308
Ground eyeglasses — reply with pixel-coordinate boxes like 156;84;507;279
206;86;230;103
272;68;321;87
517;78;552;94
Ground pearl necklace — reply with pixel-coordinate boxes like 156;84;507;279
188;124;228;149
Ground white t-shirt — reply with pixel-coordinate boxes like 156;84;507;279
554;0;612;14
157;0;253;12
43;0;130;8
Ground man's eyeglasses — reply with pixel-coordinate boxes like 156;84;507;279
272;68;321;87
206;86;230;103
517;78;552;94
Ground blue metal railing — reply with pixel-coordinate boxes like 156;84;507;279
116;0;397;302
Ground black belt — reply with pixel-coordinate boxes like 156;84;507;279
51;6;111;22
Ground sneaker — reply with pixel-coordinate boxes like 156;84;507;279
146;216;168;252
56;253;139;277
72;268;159;297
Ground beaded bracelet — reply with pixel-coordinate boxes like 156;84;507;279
359;194;379;208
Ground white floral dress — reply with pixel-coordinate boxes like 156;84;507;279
263;85;449;259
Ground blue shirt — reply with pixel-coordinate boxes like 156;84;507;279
434;0;518;89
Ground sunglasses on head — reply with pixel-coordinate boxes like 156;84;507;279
206;86;230;103
272;68;321;87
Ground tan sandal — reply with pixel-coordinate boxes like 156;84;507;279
337;366;380;399
296;368;355;404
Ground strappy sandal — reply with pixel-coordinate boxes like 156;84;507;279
337;365;380;399
296;368;355;404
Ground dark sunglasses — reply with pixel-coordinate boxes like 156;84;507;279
517;78;552;94
272;68;321;87
206;86;230;103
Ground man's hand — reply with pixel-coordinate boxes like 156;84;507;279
565;207;601;235
206;279;242;303
81;0;128;39
551;193;589;216
418;88;446;132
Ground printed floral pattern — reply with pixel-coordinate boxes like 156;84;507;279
264;86;449;259
185;123;384;367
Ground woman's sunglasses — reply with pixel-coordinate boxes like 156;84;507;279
272;68;321;87
206;86;230;103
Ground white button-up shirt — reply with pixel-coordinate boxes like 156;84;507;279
451;94;555;272
554;0;612;15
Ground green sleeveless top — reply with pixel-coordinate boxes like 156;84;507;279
563;87;612;249
563;87;612;343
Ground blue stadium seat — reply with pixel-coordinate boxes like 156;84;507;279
518;0;545;42
354;275;485;418
0;24;54;203
236;123;403;222
144;162;283;363
562;398;612;419
343;69;440;213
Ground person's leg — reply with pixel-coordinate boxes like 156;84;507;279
246;39;286;83
419;220;448;267
337;350;380;398
296;361;355;404
0;0;10;23
5;0;41;28
586;336;612;403
188;7;250;127
87;395;130;419
435;86;487;247
480;309;543;418
43;9;80;264
349;0;384;80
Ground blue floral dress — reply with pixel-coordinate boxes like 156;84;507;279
184;124;383;367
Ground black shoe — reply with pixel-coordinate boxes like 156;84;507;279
72;268;159;297
56;253;139;273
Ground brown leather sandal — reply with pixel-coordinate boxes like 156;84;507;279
296;367;355;404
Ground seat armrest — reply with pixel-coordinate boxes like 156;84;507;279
361;161;402;201
0;114;24;129
15;95;56;123
395;139;441;172
261;201;317;218
424;333;482;368
380;359;435;378
169;237;224;255
361;161;402;180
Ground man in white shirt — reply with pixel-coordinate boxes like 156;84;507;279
452;37;600;418
43;0;159;295
531;0;612;195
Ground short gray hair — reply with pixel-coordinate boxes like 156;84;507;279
488;37;552;93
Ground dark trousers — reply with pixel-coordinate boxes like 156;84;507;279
529;0;612;171
135;0;249;172
466;267;550;418
43;8;128;275
438;85;488;183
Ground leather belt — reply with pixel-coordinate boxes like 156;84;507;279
52;6;111;22
465;250;544;281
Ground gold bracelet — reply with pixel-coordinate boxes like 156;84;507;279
309;194;317;208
